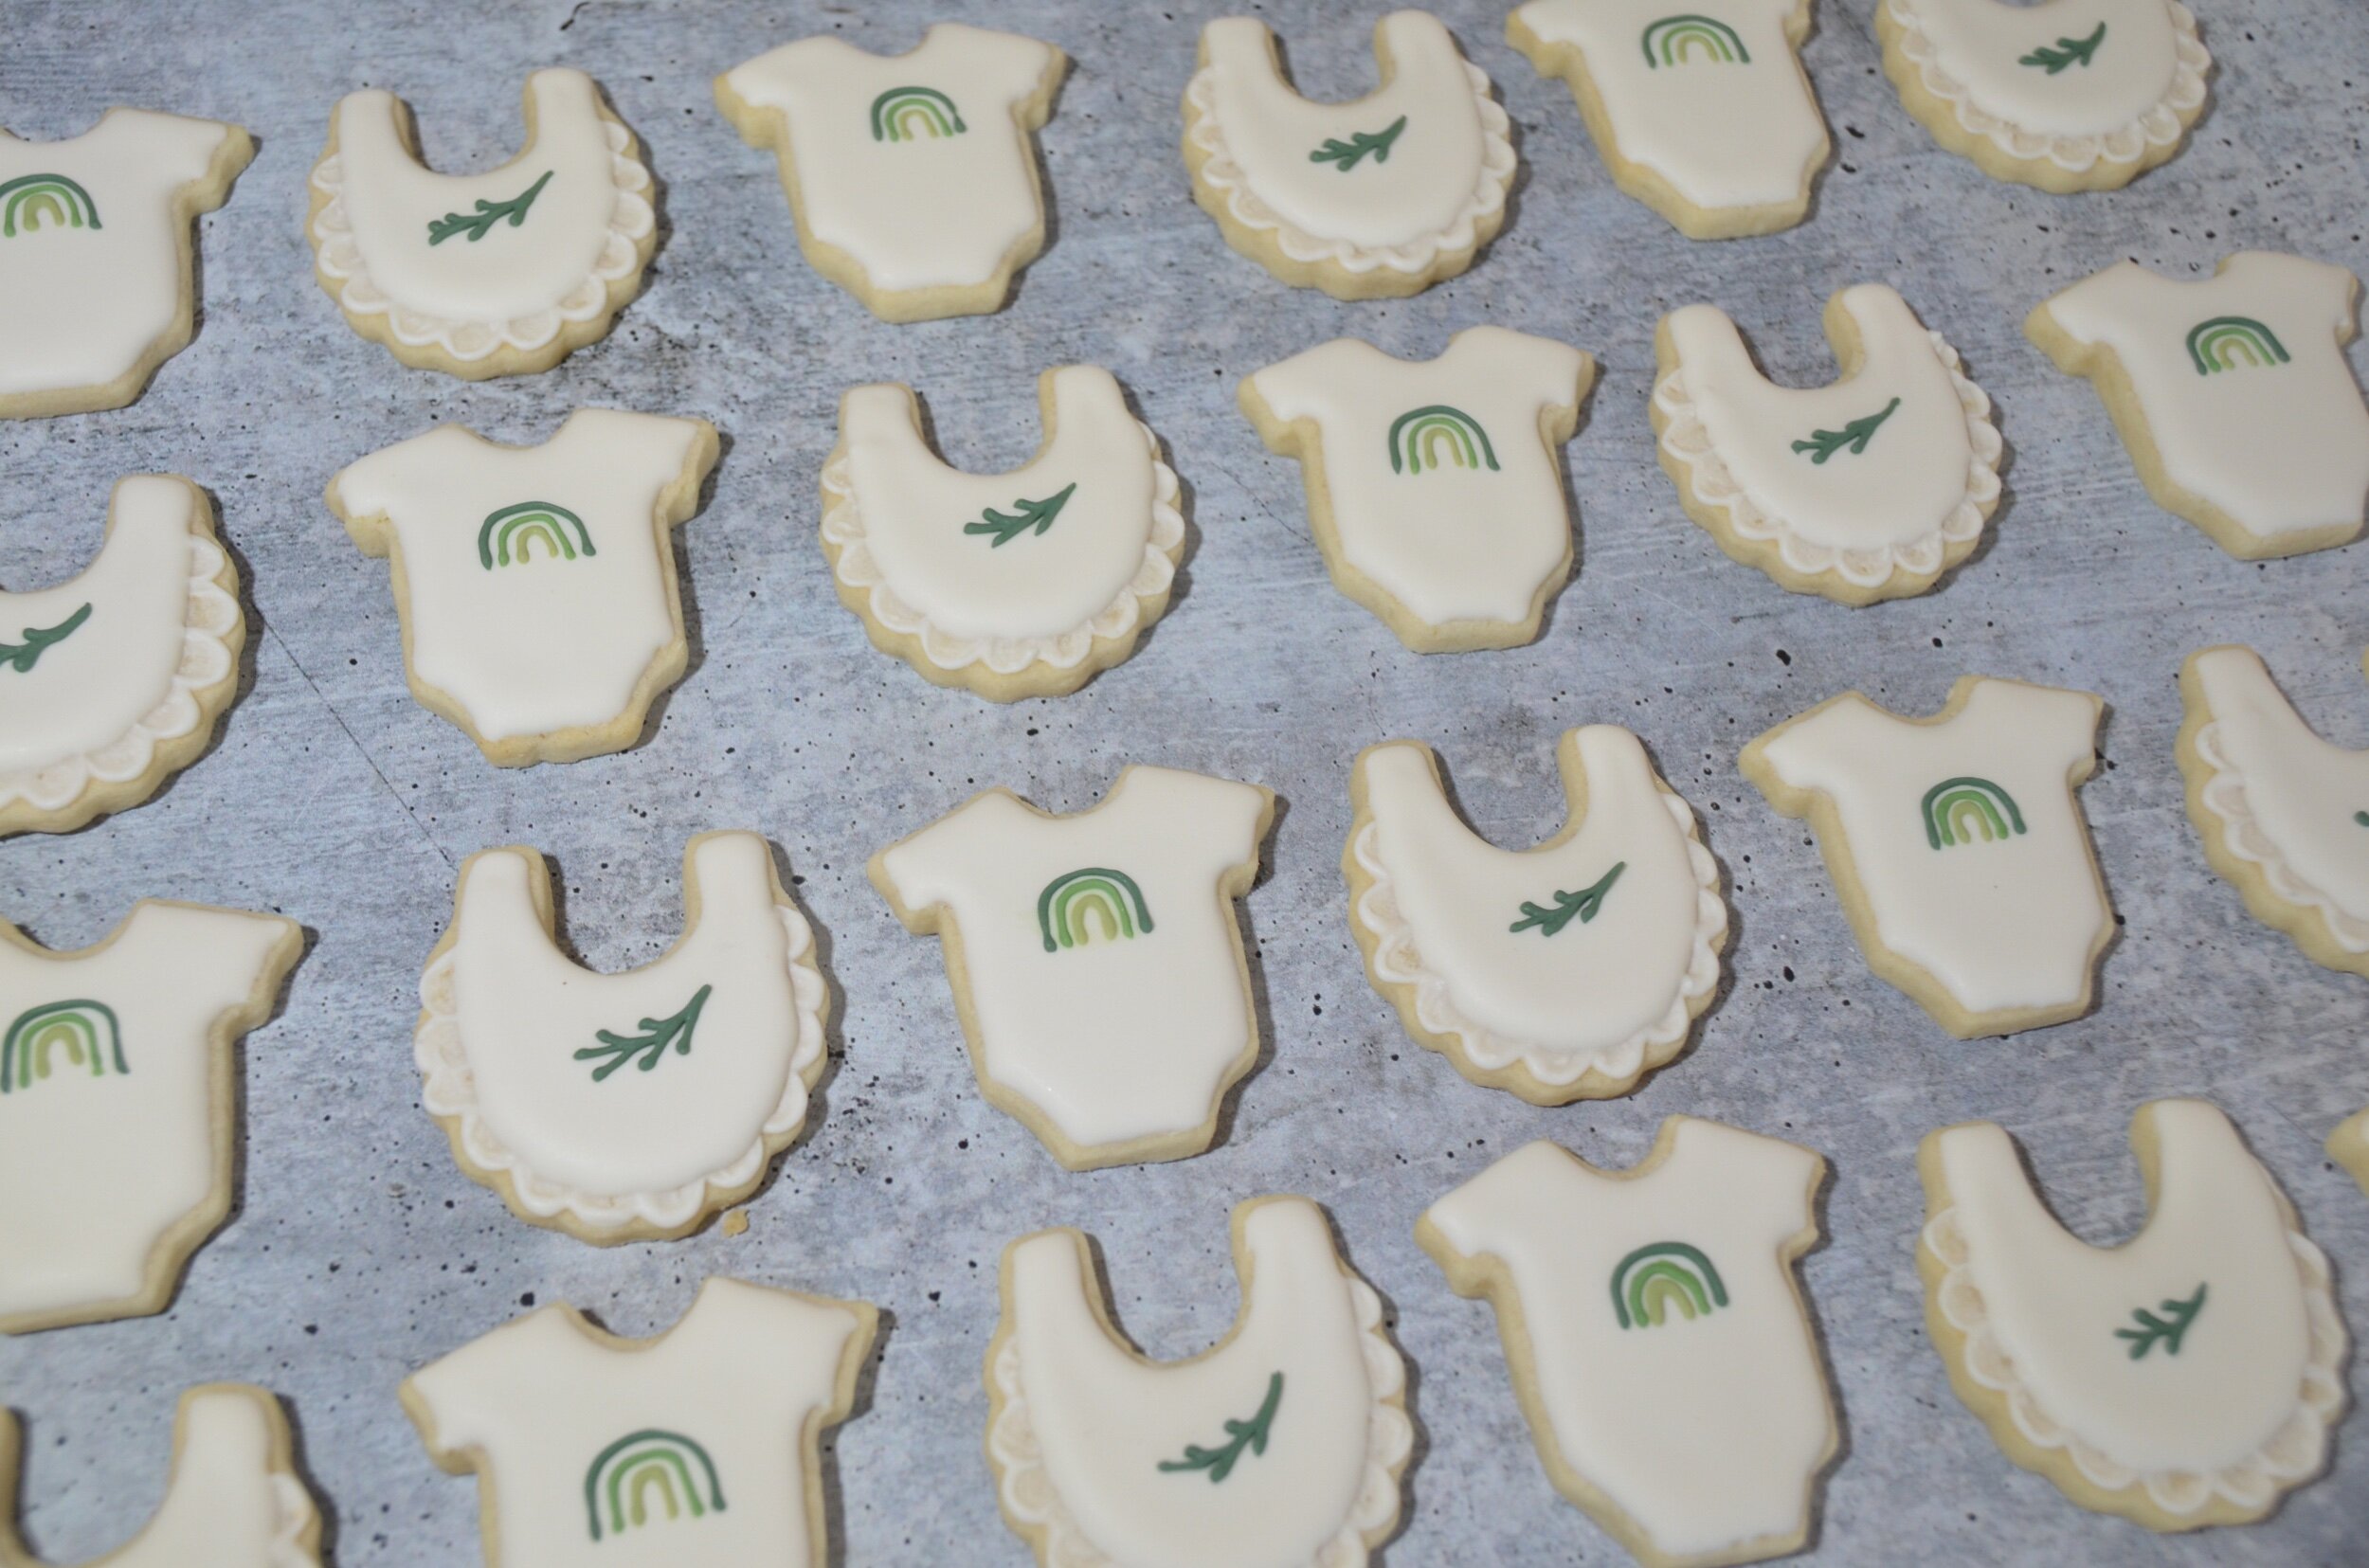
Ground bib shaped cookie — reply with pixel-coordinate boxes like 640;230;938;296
1346;727;1726;1105
715;25;1066;323
403;1277;875;1567
1742;676;2112;1036
414;832;828;1244
0;901;298;1335
1241;327;1594;651
987;1197;1412;1568
1878;0;2209;191
2029;253;2369;560
1420;1123;1836;1568
1184;11;1516;299
1508;0;1827;240
822;366;1184;701
308;68;655;377
328;410;719;766
0;110;252;419
1653;284;2001;604
871;766;1272;1169
1919;1100;2346;1528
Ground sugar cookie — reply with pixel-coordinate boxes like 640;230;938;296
0;110;252;419
871;766;1271;1170
308;68;655;378
1184;11;1515;299
1240;326;1594;651
715;25;1066;323
1918;1099;2346;1529
1507;1;1827;240
986;1196;1411;1567
0;900;299;1335
1653;284;2001;604
2330;1111;2369;1198
403;1276;875;1565
2028;252;2369;560
1741;676;2112;1036
328;409;719;766
413;831;827;1245
1419;1122;1836;1568
1345;727;1726;1105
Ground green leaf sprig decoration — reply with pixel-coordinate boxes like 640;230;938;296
1791;398;1902;464
1157;1372;1284;1483
2020;23;2107;74
0;603;90;675
1310;116;1407;172
574;984;713;1083
2114;1282;2206;1361
963;482;1077;548
1510;862;1627;938
428;170;554;245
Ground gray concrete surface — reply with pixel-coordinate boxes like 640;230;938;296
2;1;2364;1562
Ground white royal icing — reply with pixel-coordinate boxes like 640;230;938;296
414;832;827;1237
1348;728;1726;1097
1185;11;1515;281
406;1277;871;1566
0;477;240;830
1923;1101;2346;1519
2331;1110;2369;1195
1654;284;2001;596
988;1197;1411;1568
1244;327;1592;640
0;902;296;1333
822;366;1183;680
1422;1125;1834;1566
309;68;654;365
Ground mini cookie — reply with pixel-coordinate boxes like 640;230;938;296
1877;0;2210;192
1918;1099;2347;1528
0;477;244;838
715;25;1066;323
1240;327;1594;651
2028;252;2369;560
1184;11;1516;299
871;766;1272;1170
0;900;299;1334
821;366;1184;701
1345;727;1726;1105
413;831;828;1244
403;1276;875;1564
2330;1111;2369;1197
0;110;252;419
1652;284;2001;605
308;68;655;378
986;1196;1412;1567
1418;1121;1836;1568
328;409;720;766
1741;676;2112;1036
1507;1;1828;240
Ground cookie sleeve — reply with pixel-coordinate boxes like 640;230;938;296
114;109;243;189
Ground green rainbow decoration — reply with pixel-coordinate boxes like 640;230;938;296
583;1429;725;1541
1;1000;125;1094
871;86;967;143
0;173;99;238
1611;1241;1728;1329
1387;406;1500;477
1921;776;2027;850
2187;316;2290;377
1038;868;1153;952
1641;14;1750;67
478;502;595;569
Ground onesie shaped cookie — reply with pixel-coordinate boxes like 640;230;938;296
1507;1;1827;240
403;1276;875;1565
328;410;720;766
871;766;1272;1170
986;1196;1412;1567
308;68;655;377
0;110;252;419
2028;253;2369;560
1419;1122;1836;1568
414;832;828;1244
1877;0;2210;192
1346;728;1726;1105
1653;284;2002;605
0;900;298;1334
822;366;1184;701
1;477;244;838
0;1385;320;1565
1184;11;1516;299
2330;1112;2369;1198
1241;327;1595;651
1741;676;2112;1036
715;25;1066;323
1919;1100;2347;1528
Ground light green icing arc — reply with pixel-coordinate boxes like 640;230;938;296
1;1000;125;1093
0;172;99;237
1641;14;1749;67
871;86;966;142
583;1429;726;1541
